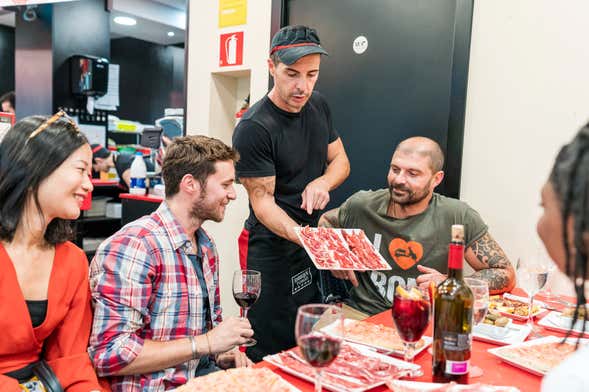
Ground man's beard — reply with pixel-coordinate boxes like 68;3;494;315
190;193;223;223
388;183;431;206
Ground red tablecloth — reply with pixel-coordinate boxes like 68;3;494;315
256;291;572;392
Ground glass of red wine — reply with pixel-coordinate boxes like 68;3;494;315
295;304;343;392
391;284;430;363
232;269;261;347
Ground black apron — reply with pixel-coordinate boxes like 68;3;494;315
238;222;321;362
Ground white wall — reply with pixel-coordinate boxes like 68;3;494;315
185;0;272;317
461;0;589;294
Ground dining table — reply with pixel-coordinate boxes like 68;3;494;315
254;290;577;392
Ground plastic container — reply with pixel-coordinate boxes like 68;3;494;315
129;152;147;195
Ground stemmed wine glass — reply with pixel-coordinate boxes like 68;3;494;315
295;304;343;392
516;257;549;337
391;284;430;364
232;269;261;347
464;278;489;377
534;247;558;303
465;278;490;326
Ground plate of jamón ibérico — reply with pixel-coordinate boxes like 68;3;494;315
295;227;390;270
264;342;420;392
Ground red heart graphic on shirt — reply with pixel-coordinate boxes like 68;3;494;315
388;238;424;270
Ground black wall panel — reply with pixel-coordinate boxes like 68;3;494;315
52;0;110;111
279;0;473;204
110;37;185;124
0;25;14;98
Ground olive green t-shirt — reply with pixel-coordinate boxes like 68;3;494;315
339;190;487;315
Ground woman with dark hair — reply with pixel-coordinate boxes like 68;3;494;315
538;123;589;391
0;112;103;391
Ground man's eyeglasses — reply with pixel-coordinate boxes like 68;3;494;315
28;110;80;141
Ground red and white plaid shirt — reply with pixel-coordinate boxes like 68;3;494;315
89;202;222;391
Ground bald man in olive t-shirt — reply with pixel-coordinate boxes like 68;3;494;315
319;137;515;315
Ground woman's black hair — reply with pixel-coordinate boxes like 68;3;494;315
0;115;89;244
549;123;589;343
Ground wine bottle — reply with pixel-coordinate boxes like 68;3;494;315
432;224;474;384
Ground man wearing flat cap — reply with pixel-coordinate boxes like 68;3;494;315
232;25;350;361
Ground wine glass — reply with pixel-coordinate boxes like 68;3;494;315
534;247;558;303
391;284;430;363
516;257;549;336
464;278;489;378
232;269;261;347
465;278;490;326
295;304;343;392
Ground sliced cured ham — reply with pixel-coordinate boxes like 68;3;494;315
271;343;404;390
295;227;390;270
175;367;295;392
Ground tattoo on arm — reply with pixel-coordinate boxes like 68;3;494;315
319;208;340;228
471;269;513;293
468;232;515;293
240;176;275;202
470;232;510;268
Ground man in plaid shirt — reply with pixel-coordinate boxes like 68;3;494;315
89;136;253;391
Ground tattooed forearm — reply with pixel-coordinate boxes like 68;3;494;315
470;269;515;294
467;232;516;293
239;176;300;244
318;208;340;228
240;176;275;201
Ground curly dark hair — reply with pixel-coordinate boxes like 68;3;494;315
549;122;589;340
0;115;89;244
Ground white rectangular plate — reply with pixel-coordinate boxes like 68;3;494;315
322;318;432;357
489;293;548;321
538;311;589;337
387;380;520;392
472;319;532;346
487;335;588;376
171;368;302;392
294;227;391;270
264;342;420;392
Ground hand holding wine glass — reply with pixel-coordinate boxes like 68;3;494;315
295;304;343;392
232;269;261;347
391;284;430;364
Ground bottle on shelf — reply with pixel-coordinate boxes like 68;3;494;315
432;224;474;384
129;151;147;196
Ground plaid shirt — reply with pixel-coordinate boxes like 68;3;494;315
88;202;222;391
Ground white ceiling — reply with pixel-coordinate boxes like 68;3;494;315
0;0;187;45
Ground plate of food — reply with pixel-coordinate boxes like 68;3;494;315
488;293;548;321
538;308;589;337
264;342;421;392
322;318;432;357
472;310;531;345
487;335;587;376
294;226;390;270
174;367;300;392
387;380;520;392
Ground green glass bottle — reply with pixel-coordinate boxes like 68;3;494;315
432;224;474;384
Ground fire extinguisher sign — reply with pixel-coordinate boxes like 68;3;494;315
219;31;244;67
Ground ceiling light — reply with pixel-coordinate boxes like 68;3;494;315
167;31;175;37
114;16;137;26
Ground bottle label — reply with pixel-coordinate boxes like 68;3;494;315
442;332;471;351
445;360;469;375
130;177;146;189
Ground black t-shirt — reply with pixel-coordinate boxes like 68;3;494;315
114;152;155;190
233;92;339;226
